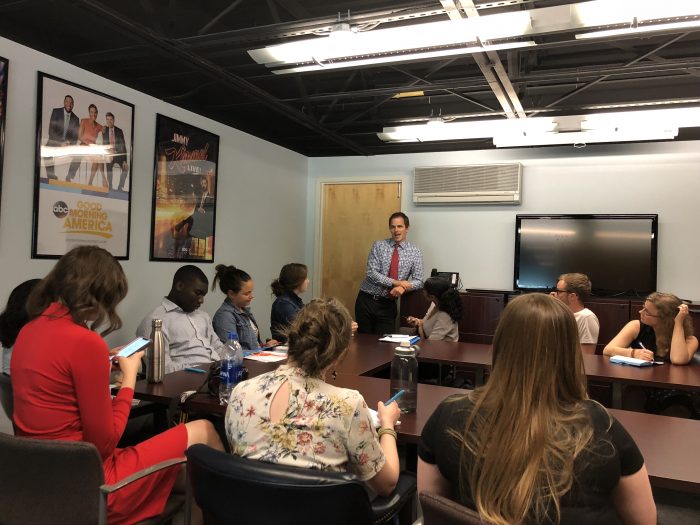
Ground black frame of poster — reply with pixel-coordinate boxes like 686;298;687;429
149;114;219;262
0;56;8;215
32;72;134;259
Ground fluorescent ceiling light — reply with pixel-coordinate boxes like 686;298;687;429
249;11;532;72
273;41;535;75
249;0;700;74
493;128;678;147
377;116;557;142
576;19;700;39
573;0;700;27
378;106;700;146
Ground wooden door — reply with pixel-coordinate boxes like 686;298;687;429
320;182;401;315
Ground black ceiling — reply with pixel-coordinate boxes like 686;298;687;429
1;0;699;156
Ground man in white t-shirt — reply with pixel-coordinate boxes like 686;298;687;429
551;273;600;354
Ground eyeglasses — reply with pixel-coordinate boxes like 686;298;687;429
554;289;571;294
640;307;660;318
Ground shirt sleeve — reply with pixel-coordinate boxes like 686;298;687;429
213;308;236;344
365;241;394;289
418;397;446;464
427;313;455;341
608;415;645;477
346;394;386;481
276;300;299;328
70;332;132;460
407;246;424;291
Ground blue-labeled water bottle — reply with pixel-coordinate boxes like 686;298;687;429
219;332;244;405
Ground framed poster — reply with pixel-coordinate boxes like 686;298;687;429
150;114;219;262
32;73;134;258
0;56;7;214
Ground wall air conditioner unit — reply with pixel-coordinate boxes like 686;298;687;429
413;163;522;204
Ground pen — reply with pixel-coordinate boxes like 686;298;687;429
638;342;646;349
185;367;206;374
385;389;405;405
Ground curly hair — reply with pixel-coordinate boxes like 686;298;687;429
26;246;127;335
286;298;352;377
424;277;463;322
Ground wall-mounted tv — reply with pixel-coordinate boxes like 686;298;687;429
514;214;658;296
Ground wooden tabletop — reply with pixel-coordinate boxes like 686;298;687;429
130;338;700;493
342;334;700;391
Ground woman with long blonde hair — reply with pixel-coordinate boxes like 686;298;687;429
604;292;697;364
418;293;655;525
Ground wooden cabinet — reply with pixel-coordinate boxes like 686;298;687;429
587;298;631;355
459;292;504;344
400;289;504;344
403;290;699;350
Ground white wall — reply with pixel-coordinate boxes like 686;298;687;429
307;141;700;301
0;36;309;347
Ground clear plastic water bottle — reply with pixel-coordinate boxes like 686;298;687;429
219;332;244;405
390;341;418;413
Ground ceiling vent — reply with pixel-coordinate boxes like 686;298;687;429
413;164;522;204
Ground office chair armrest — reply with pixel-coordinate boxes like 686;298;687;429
371;471;417;524
99;457;187;494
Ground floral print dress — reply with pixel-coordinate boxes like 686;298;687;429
225;364;385;480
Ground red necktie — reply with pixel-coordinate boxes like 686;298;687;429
388;244;399;280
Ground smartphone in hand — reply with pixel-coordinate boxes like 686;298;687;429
112;337;150;359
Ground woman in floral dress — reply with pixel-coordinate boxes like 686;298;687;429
225;298;401;497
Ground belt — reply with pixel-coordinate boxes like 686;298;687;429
360;290;395;303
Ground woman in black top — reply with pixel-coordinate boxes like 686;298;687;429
418;294;655;525
604;292;697;364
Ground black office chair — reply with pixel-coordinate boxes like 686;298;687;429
0;372;13;422
0;432;186;525
185;444;417;525
420;491;491;525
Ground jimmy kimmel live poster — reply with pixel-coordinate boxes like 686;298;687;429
150;114;219;262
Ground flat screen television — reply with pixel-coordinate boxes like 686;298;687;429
514;214;658;296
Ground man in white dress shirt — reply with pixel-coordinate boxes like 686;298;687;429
137;265;223;373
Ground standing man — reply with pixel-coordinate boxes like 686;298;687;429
551;272;600;354
101;112;129;191
45;95;80;181
136;265;223;372
355;211;424;334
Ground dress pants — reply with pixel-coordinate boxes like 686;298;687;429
355;291;397;335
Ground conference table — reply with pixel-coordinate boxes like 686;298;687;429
339;335;700;408
130;334;700;494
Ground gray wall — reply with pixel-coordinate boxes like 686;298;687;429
307;142;700;301
0;36;310;349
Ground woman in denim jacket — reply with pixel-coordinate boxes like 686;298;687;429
212;265;279;349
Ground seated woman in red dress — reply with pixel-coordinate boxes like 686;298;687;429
11;246;223;525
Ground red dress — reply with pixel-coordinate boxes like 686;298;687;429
11;303;187;525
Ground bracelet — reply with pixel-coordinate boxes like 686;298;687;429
377;427;397;440
631;348;636;358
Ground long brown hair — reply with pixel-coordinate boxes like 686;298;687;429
646;292;694;358
26;246;127;335
453;293;592;525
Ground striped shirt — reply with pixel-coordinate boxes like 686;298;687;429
359;238;424;298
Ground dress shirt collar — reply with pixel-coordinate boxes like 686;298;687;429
162;297;184;313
